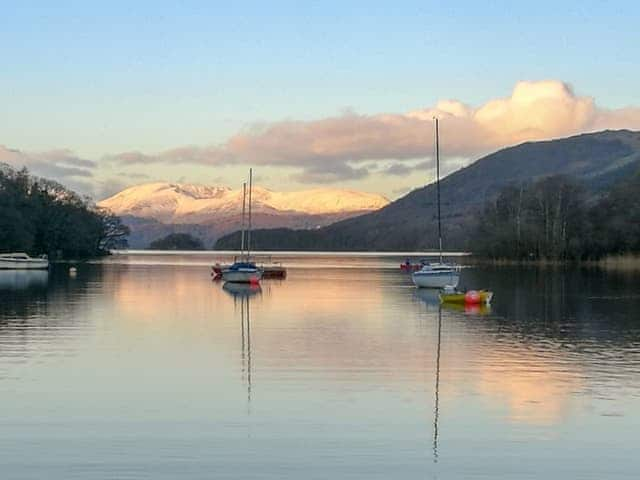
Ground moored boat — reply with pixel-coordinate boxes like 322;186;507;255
411;118;460;289
439;288;493;305
213;256;286;281
222;168;263;284
212;263;224;280
261;264;286;279
412;263;460;288
401;258;427;271
222;262;263;284
0;253;49;270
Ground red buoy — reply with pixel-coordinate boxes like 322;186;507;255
464;290;481;304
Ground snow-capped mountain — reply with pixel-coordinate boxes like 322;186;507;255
98;182;389;247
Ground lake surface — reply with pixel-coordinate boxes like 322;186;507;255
1;253;639;479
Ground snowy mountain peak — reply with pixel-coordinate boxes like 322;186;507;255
98;182;389;224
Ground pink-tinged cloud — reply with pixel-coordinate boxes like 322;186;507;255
0;146;129;199
104;80;640;182
0;146;96;176
0;145;98;194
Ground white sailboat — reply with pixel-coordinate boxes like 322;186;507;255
412;262;460;288
412;118;460;289
222;169;263;284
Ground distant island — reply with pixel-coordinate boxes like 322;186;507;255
148;233;204;250
0;164;129;260
215;129;640;261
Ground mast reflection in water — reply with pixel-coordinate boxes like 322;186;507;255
433;306;442;464
415;285;493;465
223;281;261;413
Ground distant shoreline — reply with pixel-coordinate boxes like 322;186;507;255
108;250;640;270
110;249;472;257
466;254;640;270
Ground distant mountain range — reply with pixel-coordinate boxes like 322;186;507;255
97;183;389;248
215;129;640;251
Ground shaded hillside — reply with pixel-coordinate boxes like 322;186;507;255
215;130;640;251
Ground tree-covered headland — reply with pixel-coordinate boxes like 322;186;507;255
148;233;204;250
0;164;129;259
472;173;640;261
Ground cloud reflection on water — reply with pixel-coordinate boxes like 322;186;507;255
98;261;637;428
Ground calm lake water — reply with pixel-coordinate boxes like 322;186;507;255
1;253;639;479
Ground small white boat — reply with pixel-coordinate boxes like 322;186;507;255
412;263;460;289
221;262;263;283
212;255;286;281
0;253;49;270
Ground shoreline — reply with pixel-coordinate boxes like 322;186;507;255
101;250;640;271
110;249;472;257
465;254;640;271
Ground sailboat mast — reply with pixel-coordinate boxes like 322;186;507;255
247;168;253;259
435;118;443;263
240;182;247;256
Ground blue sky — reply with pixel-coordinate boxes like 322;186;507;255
1;1;639;198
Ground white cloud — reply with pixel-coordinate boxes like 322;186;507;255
4;80;640;195
106;80;640;183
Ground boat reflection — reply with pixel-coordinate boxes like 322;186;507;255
0;270;49;290
414;288;440;311
420;297;485;463
241;293;253;412
223;281;258;413
440;301;492;316
222;281;262;298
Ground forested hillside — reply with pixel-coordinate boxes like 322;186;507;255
0;164;129;259
471;174;640;260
